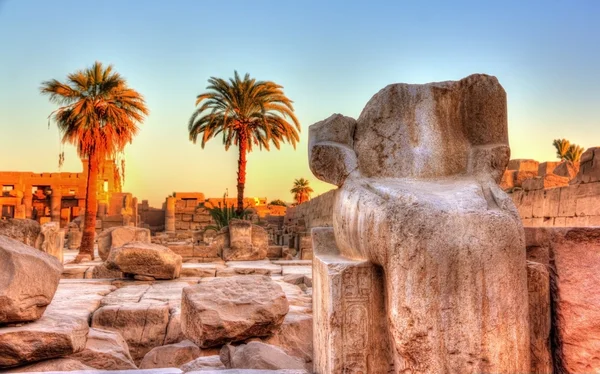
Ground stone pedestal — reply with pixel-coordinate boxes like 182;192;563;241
312;227;392;374
165;197;176;232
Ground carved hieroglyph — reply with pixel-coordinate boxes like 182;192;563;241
309;74;530;373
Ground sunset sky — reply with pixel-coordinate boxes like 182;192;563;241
1;0;599;206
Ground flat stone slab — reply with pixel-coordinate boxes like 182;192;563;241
0;281;114;368
280;266;311;276
180;263;225;278
218;260;282;276
271;260;312;266
188;370;309;374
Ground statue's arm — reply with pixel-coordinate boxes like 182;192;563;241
308;114;358;187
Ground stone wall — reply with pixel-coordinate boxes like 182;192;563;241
283;189;335;230
512;180;600;227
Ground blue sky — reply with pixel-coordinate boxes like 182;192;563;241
0;0;598;205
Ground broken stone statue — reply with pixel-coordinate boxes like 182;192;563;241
308;74;530;373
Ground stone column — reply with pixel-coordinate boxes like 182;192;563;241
165;197;176;232
23;188;33;219
312;227;393;374
50;189;62;223
131;197;138;227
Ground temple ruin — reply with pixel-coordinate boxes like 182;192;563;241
1;74;600;374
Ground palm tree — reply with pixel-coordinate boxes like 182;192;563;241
553;139;571;161
565;144;584;162
41;62;148;262
188;71;300;214
291;178;313;205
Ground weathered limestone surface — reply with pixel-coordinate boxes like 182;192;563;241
188;370;308;374
0;281;114;368
526;261;552;373
554;160;579;179
180;355;225;372
573;147;600;184
308;75;530;373
0;235;63;324
215;220;269;261
34;222;65;262
220;342;306;371
263;313;312;363
312;228;392;373
526;227;600;373
181;276;289;348
0;219;40;247
508;159;540;172
7;358;94;372
106;242;182;280
140;340;201;369
68;328;137;370
513;181;600;227
93;282;190;362
98;226;152;261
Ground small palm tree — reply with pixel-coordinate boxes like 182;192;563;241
188;71;300;214
553;139;571;161
291;178;314;205
565;144;584;162
41;62;148;261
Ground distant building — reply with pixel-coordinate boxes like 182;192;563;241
0;160;138;228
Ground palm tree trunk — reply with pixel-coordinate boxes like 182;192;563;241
236;132;248;215
78;156;99;262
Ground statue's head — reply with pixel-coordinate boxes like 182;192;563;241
309;74;510;186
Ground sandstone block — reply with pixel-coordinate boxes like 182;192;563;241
312;229;392;374
220;341;306;371
0;235;62;324
263;313;312;363
92;301;170;362
573;147;600;183
180;355;225;372
554;160;579;179
508;159;540;172
181;276;289;348
0;219;40;246
527;261;552;373
98;226;151;261
8;358;93;372
140;340;201;369
69;328;137;370
106;242;182;280
34;222;64;262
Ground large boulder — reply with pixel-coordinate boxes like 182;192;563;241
8;358;94;372
140;340;201;369
0;235;62;324
0;219;40;247
105;242;182;280
91;301;171;362
98;226;151;261
68;328;137;370
181;276;289;348
180;355;225;372
34;222;65;262
220;342;307;371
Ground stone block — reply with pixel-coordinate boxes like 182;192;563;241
508;159;539;172
526;261;552;373
538;161;561;176
573;147;600;183
525;227;600;373
542;187;561;218
558;185;578;217
575;182;600;216
312;228;392;374
182;214;193;222
267;245;283;259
